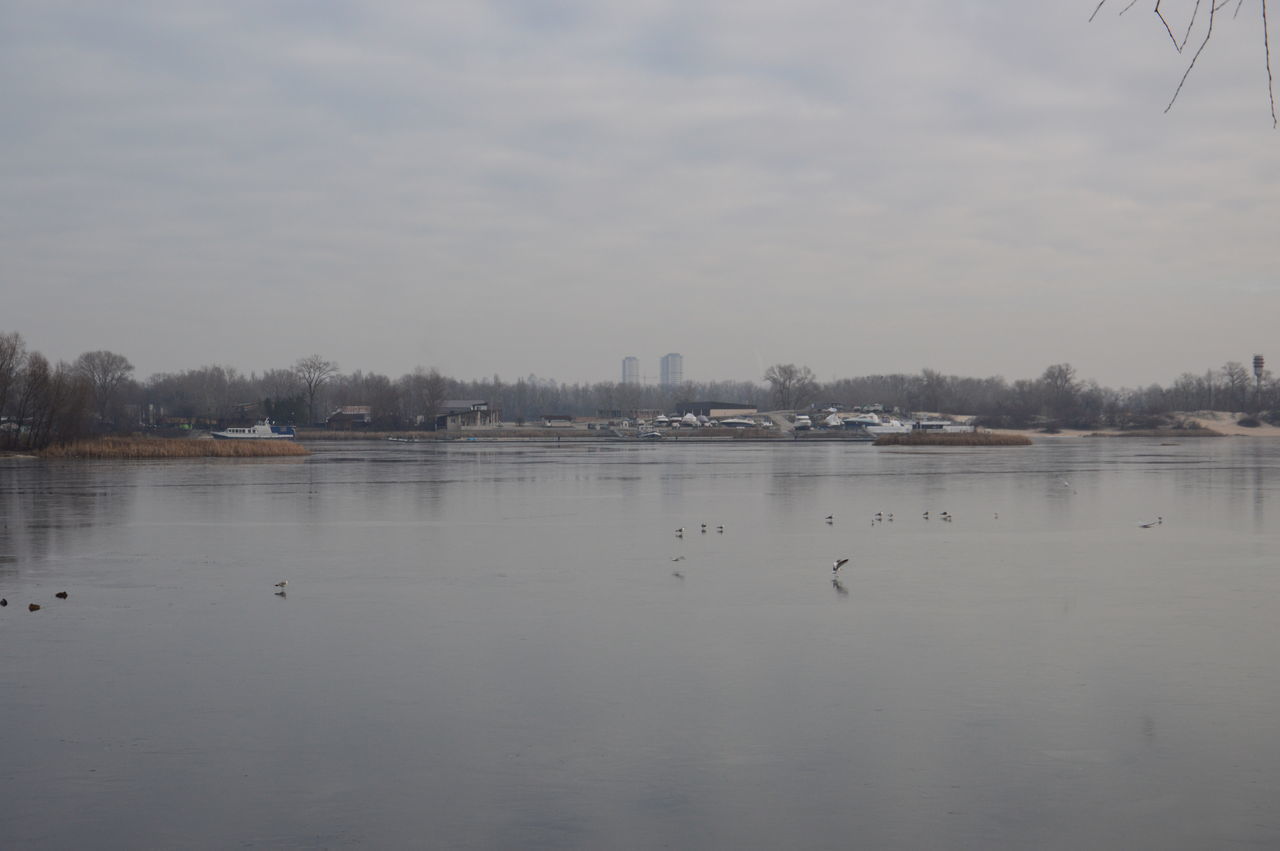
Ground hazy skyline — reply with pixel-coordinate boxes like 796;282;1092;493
4;2;1278;388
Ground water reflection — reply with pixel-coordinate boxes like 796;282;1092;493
3;439;1280;848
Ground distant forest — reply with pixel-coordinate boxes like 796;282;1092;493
1;329;1276;449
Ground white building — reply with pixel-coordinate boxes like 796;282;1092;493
660;353;683;387
621;356;639;385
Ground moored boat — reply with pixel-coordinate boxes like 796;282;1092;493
863;418;912;436
211;420;296;440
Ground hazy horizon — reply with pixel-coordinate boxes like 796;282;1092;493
5;2;1278;387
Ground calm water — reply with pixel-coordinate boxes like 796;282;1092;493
3;438;1280;849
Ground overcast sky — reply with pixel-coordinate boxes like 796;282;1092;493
4;1;1278;388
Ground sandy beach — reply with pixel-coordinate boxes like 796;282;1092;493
989;411;1280;439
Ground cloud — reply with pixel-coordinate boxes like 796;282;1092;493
2;1;1277;386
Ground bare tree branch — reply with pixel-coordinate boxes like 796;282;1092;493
1092;0;1277;124
1266;0;1280;126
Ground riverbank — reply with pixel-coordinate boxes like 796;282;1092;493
977;411;1277;440
873;432;1032;447
35;437;310;459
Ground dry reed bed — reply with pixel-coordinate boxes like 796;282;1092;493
874;432;1032;447
38;437;310;459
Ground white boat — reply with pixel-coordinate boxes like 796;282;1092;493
913;419;975;433
211;419;296;440
719;418;757;428
793;415;812;431
863;418;912;435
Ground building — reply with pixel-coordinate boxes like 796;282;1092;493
621;356;639;385
327;406;372;430
677;402;758;419
434;400;499;430
659;353;683;388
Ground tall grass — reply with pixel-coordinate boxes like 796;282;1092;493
37;437;310;459
874;432;1032;447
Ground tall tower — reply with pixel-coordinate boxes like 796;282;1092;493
621;356;639;385
660;353;683;388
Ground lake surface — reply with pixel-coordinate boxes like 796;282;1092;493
3;437;1280;849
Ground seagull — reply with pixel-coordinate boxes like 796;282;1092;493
833;557;850;574
940;511;952;522
923;511;930;519
1139;517;1163;528
671;555;685;562
887;513;894;522
716;525;724;533
55;591;68;599
274;581;288;588
825;515;834;523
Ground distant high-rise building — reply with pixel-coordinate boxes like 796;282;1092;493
660;353;683;387
621;356;639;385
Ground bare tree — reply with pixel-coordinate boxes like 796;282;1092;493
764;363;818;411
1220;361;1252;411
74;349;135;430
1040;362;1082;422
0;331;27;424
293;355;339;424
1092;0;1277;126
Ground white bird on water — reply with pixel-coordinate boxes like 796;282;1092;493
832;558;850;574
1139;517;1163;528
274;581;287;588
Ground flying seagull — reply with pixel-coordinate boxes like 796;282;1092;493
1139;517;1163;528
833;558;850;574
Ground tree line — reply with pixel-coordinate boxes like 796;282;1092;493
2;328;1276;449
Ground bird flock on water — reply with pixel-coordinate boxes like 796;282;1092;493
662;475;1164;589
4;582;295;612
